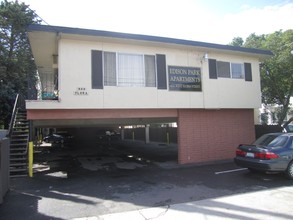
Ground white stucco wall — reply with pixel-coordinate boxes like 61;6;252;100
26;36;262;110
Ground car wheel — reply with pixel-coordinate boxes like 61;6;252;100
285;161;293;180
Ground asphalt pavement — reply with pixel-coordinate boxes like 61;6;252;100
1;141;293;219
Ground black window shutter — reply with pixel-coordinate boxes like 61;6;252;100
244;63;252;81
91;50;103;89
156;54;167;89
208;59;217;79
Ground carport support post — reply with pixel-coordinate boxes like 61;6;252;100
120;127;125;140
28;142;33;177
145;124;150;144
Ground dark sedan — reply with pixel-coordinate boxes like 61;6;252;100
234;133;293;179
43;133;73;145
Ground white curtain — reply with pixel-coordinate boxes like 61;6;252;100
104;52;117;86
118;53;144;87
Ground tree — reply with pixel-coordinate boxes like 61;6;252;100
229;37;244;46
244;33;266;48
260;30;293;125
0;0;40;128
239;31;293;125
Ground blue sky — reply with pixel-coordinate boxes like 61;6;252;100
20;0;293;44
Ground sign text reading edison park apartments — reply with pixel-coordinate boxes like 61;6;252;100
168;66;202;91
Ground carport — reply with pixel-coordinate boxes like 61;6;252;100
28;108;179;173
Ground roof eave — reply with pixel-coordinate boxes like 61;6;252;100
27;24;273;57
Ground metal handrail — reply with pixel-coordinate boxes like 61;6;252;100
7;94;19;137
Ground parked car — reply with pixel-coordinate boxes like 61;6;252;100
284;124;293;132
98;130;121;142
43;133;73;145
234;132;293;179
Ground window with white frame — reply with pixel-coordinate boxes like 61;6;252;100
144;55;156;87
231;63;244;79
104;52;116;86
216;61;244;79
217;61;230;78
118;53;144;87
103;52;156;87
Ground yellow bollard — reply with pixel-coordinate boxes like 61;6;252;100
28;142;33;177
166;132;170;145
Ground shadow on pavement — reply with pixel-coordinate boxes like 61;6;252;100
1;140;293;219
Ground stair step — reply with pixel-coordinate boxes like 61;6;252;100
11;142;27;146
10;174;27;178
16;118;27;121
10;159;27;162
11;139;28;142
10;147;27;150
11;137;28;140
15;119;28;122
11;134;29;138
10;168;27;172
13;129;29;131
10;149;27;153
14;124;29;127
10;152;27;156
11;142;27;145
11;140;28;143
10;163;27;166
17;111;27;115
12;130;29;133
13;125;29;130
10;165;27;169
10;150;27;153
15;122;28;125
12;133;29;136
10;161;27;164
10;164;27;168
10;158;27;163
11;147;27;150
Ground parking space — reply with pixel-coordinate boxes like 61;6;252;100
1;139;293;219
33;139;178;175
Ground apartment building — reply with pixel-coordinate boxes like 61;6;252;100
26;24;272;164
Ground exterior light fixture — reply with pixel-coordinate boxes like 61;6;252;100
203;53;209;60
201;53;209;62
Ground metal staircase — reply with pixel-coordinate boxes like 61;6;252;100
7;94;29;177
9;108;29;177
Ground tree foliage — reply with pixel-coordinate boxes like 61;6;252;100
229;37;244;47
0;0;40;128
260;30;293;125
232;30;293;125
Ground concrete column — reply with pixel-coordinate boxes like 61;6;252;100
145;124;150;144
120;127;125;140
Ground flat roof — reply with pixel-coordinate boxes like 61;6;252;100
28;24;273;56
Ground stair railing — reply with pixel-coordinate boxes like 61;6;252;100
7;94;19;138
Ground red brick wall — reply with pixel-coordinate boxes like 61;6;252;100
177;109;255;164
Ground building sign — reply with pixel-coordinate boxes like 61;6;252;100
168;66;202;91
